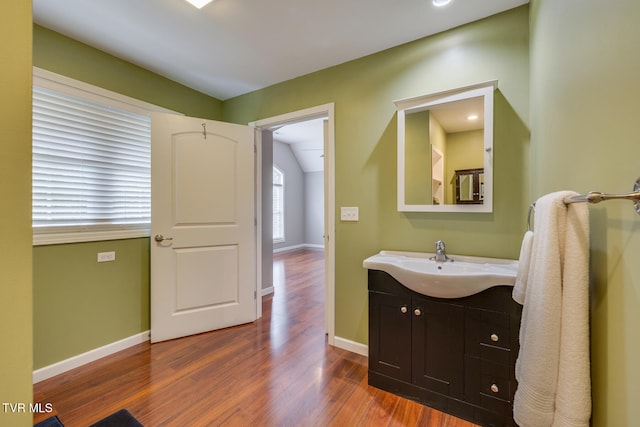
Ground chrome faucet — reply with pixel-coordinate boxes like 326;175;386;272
432;240;453;262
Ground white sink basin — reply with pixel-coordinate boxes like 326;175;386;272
363;250;518;299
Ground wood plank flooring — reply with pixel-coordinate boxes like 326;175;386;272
34;249;477;427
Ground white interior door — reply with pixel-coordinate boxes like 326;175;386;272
150;113;256;343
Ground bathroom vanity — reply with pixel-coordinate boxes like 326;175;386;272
366;266;522;426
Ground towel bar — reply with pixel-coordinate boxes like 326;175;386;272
563;177;640;215
528;177;640;230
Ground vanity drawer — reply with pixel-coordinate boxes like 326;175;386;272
465;356;513;404
466;307;511;358
480;371;511;402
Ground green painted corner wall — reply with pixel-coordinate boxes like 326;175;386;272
530;1;640;425
33;239;150;368
223;6;530;345
0;2;33;426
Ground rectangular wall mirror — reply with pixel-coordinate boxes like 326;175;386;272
395;81;496;213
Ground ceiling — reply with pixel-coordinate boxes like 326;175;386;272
32;0;528;101
429;96;484;133
274;118;325;173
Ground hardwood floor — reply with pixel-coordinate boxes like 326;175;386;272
34;249;477;427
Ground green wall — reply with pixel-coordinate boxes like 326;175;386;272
34;25;223;120
224;6;530;344
530;1;640;425
32;26;223;369
33;239;150;368
0;2;33;426
404;110;432;204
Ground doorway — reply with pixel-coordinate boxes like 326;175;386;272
272;118;325;254
251;104;336;345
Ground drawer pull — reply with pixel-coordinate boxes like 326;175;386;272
414;308;422;316
400;306;408;314
490;383;499;393
490;333;499;342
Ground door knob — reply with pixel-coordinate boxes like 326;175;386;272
154;234;173;243
414;308;422;316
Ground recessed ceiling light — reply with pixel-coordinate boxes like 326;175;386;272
185;0;214;9
467;114;479;121
433;0;452;7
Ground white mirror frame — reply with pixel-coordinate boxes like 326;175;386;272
395;81;497;213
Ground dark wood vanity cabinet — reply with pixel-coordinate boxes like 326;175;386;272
368;270;522;427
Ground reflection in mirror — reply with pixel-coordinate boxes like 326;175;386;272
395;81;496;213
455;168;484;204
460;173;473;201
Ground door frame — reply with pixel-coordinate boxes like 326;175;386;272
250;103;336;345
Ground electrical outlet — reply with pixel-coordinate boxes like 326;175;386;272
340;206;359;222
97;251;116;262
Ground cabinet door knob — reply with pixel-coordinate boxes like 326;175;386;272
490;383;499;393
414;308;422;316
490;333;499;342
400;306;408;314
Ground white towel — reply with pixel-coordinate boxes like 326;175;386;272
513;230;533;305
513;191;591;427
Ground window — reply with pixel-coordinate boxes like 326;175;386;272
273;166;285;243
32;68;173;245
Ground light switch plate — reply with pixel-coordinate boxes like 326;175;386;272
340;207;359;222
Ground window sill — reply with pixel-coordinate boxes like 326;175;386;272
33;227;150;246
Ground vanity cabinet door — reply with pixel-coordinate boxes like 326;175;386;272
411;298;465;398
369;291;412;383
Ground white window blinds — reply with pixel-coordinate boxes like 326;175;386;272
32;85;151;238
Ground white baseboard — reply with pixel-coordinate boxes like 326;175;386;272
33;331;150;384
273;243;324;254
273;243;305;253
305;244;324;251
333;336;368;357
261;286;274;296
